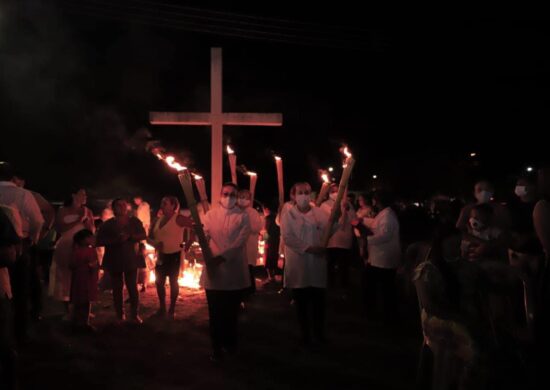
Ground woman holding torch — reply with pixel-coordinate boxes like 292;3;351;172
149;196;190;319
280;182;345;348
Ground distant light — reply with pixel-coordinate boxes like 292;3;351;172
413;202;420;207
527;166;534;172
372;175;378;179
328;167;334;172
470;152;477;157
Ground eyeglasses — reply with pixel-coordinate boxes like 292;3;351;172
222;192;237;198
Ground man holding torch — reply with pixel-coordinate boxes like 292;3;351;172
201;182;251;362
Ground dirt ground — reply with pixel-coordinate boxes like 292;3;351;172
18;269;421;390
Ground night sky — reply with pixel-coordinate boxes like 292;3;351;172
2;1;549;208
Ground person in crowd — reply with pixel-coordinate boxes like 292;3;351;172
50;188;94;319
201;183;250;362
69;229;98;332
96;198;146;324
237;189;264;298
149;196;190;318
0;162;44;344
281;182;344;348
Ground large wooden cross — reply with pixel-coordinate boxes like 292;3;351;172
150;48;283;206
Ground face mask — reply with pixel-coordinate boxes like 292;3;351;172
475;190;493;204
469;217;485;231
295;194;310;209
220;196;236;209
514;186;527;198
238;199;250;208
329;192;338;201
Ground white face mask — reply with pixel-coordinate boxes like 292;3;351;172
295;194;310;209
469;217;485;231
329;192;338;201
514;186;527;198
475;190;493;204
238;199;250;208
220;196;236;209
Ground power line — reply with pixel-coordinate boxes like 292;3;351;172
59;0;371;51
130;0;371;35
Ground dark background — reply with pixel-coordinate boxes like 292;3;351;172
1;0;549;207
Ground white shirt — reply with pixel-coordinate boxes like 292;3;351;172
136;202;151;228
152;213;184;254
366;207;401;269
201;205;251;290
320;199;356;249
242;206;264;266
0;181;44;243
281;205;329;289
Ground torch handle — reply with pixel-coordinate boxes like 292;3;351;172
321;158;355;247
315;182;330;207
177;172;214;264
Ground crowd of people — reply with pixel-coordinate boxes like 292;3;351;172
1;159;550;389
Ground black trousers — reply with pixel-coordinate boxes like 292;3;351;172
8;242;30;344
155;252;180;312
0;296;16;390
29;246;42;320
327;248;351;288
292;287;326;344
205;289;243;354
363;264;397;323
72;302;91;326
245;265;256;297
110;269;138;319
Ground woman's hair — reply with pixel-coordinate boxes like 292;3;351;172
64;187;84;207
162;196;180;211
73;229;94;245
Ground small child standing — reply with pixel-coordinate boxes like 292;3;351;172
70;229;99;331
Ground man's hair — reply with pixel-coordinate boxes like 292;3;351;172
0;162;15;181
290;182;311;196
221;182;238;192
112;198;127;208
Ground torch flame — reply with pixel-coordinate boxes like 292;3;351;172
321;173;330;183
274;155;281;161
246;171;257;176
343;146;352;158
161;155;186;172
193;174;203;180
227;145;235;154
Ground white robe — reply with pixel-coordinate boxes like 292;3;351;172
200;205;251;290
281;205;329;289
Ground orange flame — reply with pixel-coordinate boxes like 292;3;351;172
227;145;235;154
193;174;203;180
246;171;257;176
343;146;352;158
163;155;186;172
274;155;281;161
321;173;330;183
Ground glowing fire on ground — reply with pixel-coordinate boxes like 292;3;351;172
144;242;203;289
